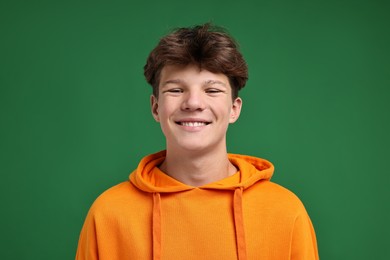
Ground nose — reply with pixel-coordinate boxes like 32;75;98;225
181;90;206;111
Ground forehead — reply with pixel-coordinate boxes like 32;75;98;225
159;64;230;87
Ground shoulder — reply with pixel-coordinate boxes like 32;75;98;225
88;180;151;217
246;180;308;214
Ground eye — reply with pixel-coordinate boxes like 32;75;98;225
205;88;223;94
164;88;183;93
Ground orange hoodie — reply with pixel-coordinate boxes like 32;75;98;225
76;151;319;260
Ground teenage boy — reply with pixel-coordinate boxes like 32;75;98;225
76;23;319;260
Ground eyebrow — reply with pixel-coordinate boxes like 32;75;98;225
161;79;227;87
161;79;182;86
204;80;227;87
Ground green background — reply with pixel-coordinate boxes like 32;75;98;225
1;0;389;259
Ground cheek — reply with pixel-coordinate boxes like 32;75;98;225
158;118;171;137
217;108;234;125
159;100;175;114
158;107;171;120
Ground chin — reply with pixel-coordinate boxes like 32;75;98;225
179;144;208;152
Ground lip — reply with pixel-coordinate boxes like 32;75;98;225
174;118;211;130
175;118;211;124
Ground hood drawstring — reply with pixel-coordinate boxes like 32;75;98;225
234;187;247;260
153;193;162;260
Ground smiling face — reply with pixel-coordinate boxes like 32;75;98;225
151;64;242;153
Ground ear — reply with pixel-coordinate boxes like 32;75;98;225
229;97;242;123
150;95;160;122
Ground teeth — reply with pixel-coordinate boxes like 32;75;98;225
181;122;207;127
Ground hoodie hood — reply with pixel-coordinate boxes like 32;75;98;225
130;150;274;192
129;150;274;260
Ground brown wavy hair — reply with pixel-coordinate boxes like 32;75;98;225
144;23;248;99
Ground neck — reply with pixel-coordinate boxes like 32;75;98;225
159;146;237;187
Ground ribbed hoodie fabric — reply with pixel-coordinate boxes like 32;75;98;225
76;150;319;260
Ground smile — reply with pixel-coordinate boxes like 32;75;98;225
176;121;211;127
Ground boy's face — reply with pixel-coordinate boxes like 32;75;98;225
151;64;242;152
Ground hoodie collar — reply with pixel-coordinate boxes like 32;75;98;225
130;150;274;192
